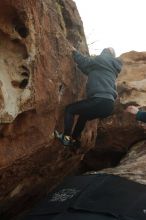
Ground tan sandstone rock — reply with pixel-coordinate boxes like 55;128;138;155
0;0;97;218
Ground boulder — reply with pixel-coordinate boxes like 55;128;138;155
0;0;97;218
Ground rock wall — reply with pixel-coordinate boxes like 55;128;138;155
118;51;146;106
0;2;32;122
0;0;97;218
99;140;146;185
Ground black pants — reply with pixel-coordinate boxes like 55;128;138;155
64;97;114;139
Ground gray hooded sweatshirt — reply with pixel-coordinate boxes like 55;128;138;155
73;49;123;101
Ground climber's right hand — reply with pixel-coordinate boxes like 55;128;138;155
70;45;77;51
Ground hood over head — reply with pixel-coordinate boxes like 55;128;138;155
100;47;116;57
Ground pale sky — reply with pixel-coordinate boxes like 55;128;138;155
74;0;146;56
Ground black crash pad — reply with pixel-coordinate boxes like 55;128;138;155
20;174;146;220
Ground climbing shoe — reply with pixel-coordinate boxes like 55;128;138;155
54;130;73;147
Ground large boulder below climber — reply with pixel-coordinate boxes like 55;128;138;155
99;140;146;185
0;0;97;218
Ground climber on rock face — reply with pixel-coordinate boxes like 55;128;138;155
55;46;123;148
126;105;146;123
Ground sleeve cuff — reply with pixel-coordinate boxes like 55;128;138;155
136;111;141;121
